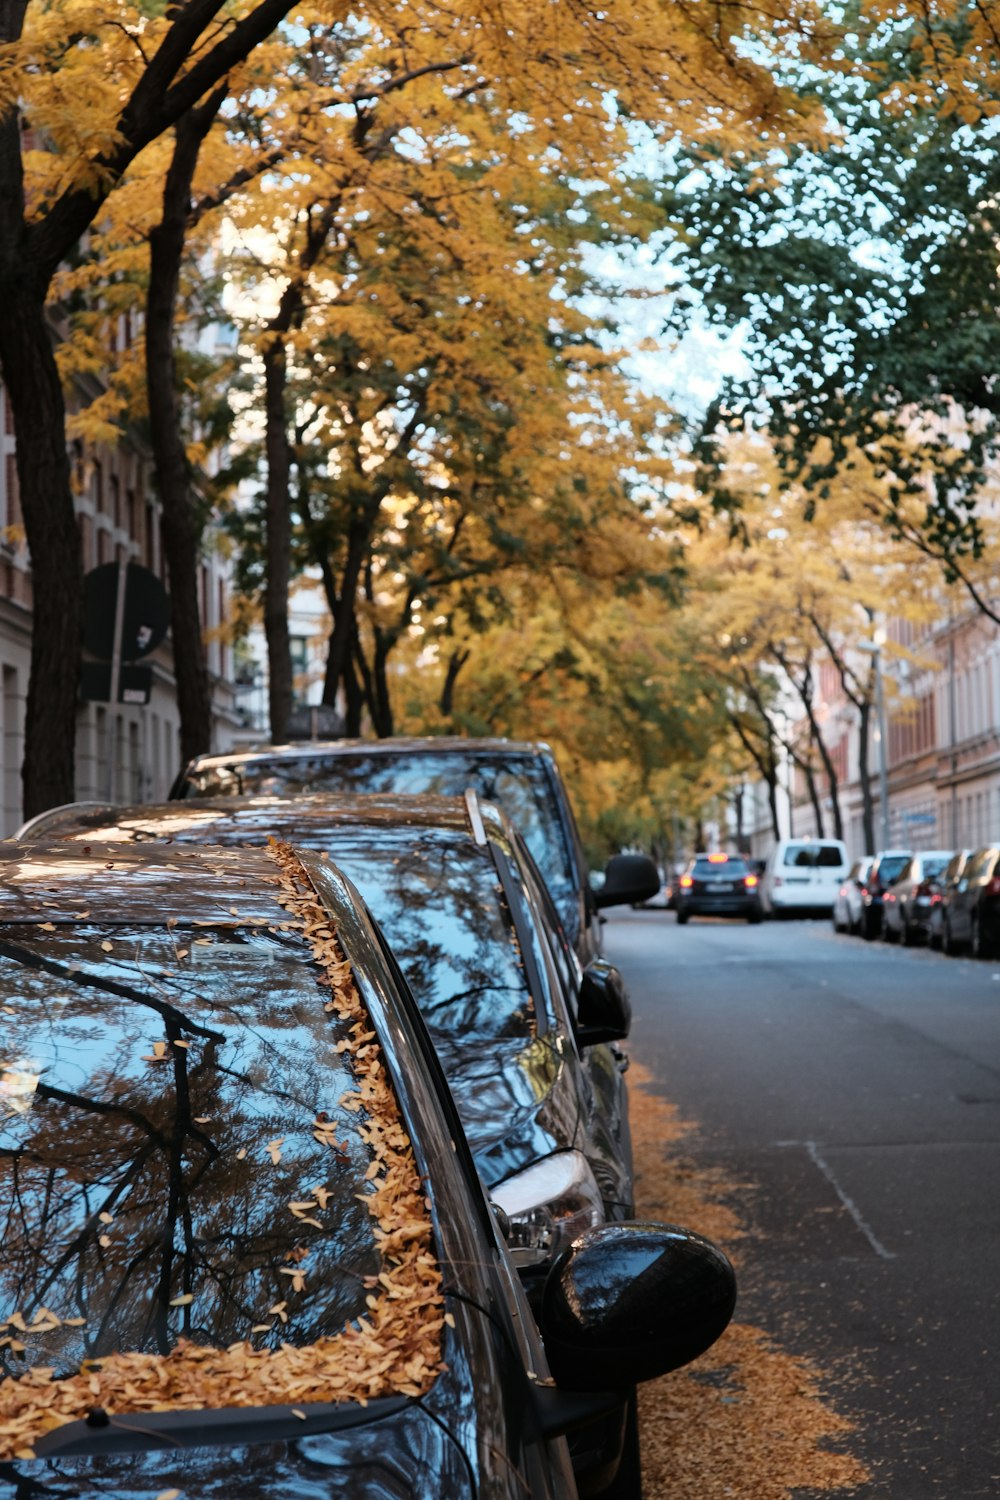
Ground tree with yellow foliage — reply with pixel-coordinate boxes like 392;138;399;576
0;0;299;815
676;434;943;850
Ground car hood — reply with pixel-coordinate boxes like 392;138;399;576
436;1032;585;1189
3;1400;474;1500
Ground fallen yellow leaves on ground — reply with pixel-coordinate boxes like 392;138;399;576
629;1063;869;1499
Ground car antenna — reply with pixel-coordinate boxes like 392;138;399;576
464;788;488;847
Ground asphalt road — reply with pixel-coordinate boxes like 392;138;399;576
603;908;1000;1500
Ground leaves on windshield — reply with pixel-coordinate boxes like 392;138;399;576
0;844;444;1460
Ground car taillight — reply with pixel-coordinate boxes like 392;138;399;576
679;875;694;889
745;874;759;888
987;877;1000;897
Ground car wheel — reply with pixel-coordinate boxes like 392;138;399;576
862;909;877;941
881;914;894;942
676;911;689;926
902;919;917;947
748;913;762;925
971;915;992;960
943;917;958;956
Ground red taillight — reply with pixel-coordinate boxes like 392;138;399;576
987;877;1000;897
679;875;694;889
745;874;759;888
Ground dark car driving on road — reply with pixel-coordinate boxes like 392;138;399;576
675;853;763;925
166;737;659;963
0;841;736;1497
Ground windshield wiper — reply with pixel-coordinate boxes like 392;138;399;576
32;1395;413;1458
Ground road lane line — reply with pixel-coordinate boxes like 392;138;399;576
778;1139;897;1260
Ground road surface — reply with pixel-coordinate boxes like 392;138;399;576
604;909;1000;1499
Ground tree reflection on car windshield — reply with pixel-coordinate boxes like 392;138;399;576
185;752;575;905
0;924;381;1374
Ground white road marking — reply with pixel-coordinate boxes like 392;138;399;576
777;1139;897;1260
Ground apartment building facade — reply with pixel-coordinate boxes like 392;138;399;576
744;600;1000;862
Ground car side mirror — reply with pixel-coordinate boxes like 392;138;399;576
577;959;630;1046
538;1221;736;1394
594;853;660;910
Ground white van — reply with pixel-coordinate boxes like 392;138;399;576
762;838;851;915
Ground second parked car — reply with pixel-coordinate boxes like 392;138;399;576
941;843;1000;957
881;850;955;945
858;849;913;939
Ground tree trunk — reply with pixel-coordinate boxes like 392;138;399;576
146;92;225;769
440;647;470;717
348;628;373;735
263;335;293;741
857;699;875;853
0;291;81;817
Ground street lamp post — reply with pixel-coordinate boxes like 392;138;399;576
859;633;891;849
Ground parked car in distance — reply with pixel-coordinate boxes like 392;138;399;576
859;849;913;939
832;857;874;935
881;850;955;945
762;838;850;917
675;852;763;925
0;841;736;1496
940;843;1000;958
929;848;972;950
166;737;660;964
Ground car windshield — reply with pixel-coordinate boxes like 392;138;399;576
921;857;950;879
784;845;844;868
181;751;576;906
313;832;536;1057
692;857;748;878
877;855;911;884
0;920;414;1381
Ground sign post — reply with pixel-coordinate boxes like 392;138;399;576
80;562;171;801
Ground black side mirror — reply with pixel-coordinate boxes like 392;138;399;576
577;959;630;1046
539;1221;736;1394
594;853;660;910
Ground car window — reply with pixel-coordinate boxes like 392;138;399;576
877;854;911;885
784;844;844;868
319;834;539;1050
0;923;410;1371
921;857;950;879
966;849;992;880
692;857;748;877
183;751;577;908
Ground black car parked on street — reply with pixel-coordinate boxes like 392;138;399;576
929;848;972;949
675;853;763;924
858;850;912;939
17;793;647;1493
0;842;735;1497
941;843;1000;957
880;850;954;946
166;737;660;964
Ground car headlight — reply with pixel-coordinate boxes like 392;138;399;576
491;1151;605;1267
